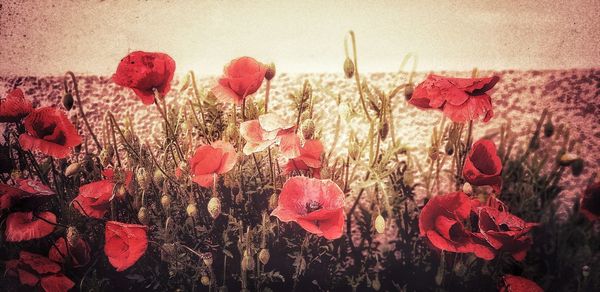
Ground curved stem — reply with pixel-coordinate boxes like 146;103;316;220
347;31;372;122
153;91;184;160
65;71;102;151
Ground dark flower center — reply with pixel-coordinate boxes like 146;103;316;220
305;200;323;213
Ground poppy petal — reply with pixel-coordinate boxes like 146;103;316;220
104;221;148;272
5;212;56;242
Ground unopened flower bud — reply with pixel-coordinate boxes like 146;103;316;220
571;158;584;176
116;184;127;199
200;275;210;286
372;275;381;291
379;122;389;141
136;167;150;190
462;182;473;194
374;214;386;234
559;153;579;166
349;143;360;161
179;73;191;92
202;252;213;266
404;83;414;101
153;169;164;185
161;195;172;210
138;207;149;225
343;57;355;79
62;93;74;111
64;162;81;177
445;141;454;156
207;197;221;219
544;119;555;137
265;63;276;81
241;250;255;271
66;226;79;247
258;248;270;265
268;193;279;211
582;265;590;277
301;119;315;139
186;203;198;218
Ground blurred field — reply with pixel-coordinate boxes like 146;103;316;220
1;69;599;206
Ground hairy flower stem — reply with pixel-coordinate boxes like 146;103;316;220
346;171;371;254
65;71;102;151
108;117;122;167
346;31;372;122
264;79;271;113
153;90;184;161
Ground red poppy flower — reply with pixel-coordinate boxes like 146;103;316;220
48;237;91;268
499;275;543;292
271;177;345;240
5;251;74;292
104;221;148;272
19;107;82;159
190;140;238;187
580;182;600;222
280;136;324;178
409;74;499;123
463;139;503;193
72;180;115;218
112;51;176;105
0;88;32;122
240;113;295;155
418;192;494;260
5;211;56;242
212;56;267;104
474;206;536;261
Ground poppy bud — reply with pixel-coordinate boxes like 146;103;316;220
161;195;172;210
116;184;127;199
571;158;584;176
186;203;198;218
544;120;555;137
99;147;113;167
161;243;175;261
241;250;255;271
136;167;150;190
320;166;331;180
445;141;454;156
64;162;81;177
371;275;381;291
66;226;79;247
202;252;213;266
268;193;278;211
138;207;149;225
265;63;276;81
258;248;270;265
153;169;164;185
200;275;211;286
179;73;191;92
428;147;439;161
349;143;360;161
404;83;414;101
582;265;590;278
62;93;74;111
462;182;473;194
301;119;315;139
379;122;389;141
559;153;579;166
374;214;385;234
207;197;221;219
343;57;355;79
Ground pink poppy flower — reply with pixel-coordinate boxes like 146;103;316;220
189;140;238;188
19;107;82;159
5;251;74;292
72;180;115;219
280;136;324;178
271;177;345;240
499;275;543;292
0;179;55;210
240;113;295;155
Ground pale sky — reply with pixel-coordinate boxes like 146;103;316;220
0;0;598;77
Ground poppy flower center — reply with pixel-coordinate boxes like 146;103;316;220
305;200;323;213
